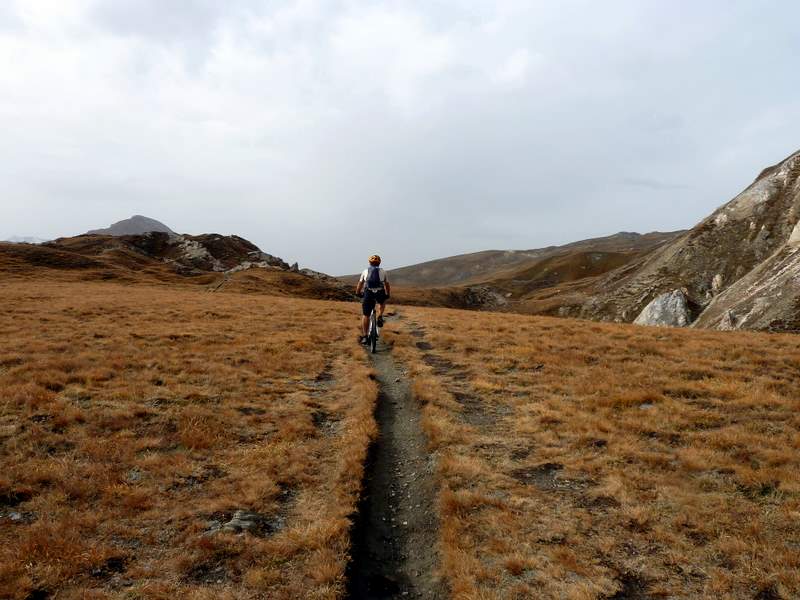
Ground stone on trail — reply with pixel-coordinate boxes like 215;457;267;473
633;289;692;328
205;509;282;537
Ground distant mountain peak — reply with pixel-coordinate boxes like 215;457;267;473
87;216;175;237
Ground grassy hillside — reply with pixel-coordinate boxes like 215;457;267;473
339;232;682;316
386;250;652;313
487;251;638;295
341;231;681;289
0;241;350;301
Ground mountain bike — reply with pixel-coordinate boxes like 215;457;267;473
367;307;379;354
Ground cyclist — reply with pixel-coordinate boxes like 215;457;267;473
355;254;391;345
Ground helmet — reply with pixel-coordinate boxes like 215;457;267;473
369;254;381;265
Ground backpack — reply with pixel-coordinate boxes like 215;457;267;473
366;266;383;288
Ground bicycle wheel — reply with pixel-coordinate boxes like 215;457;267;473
370;312;378;353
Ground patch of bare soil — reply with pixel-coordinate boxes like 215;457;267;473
347;323;446;599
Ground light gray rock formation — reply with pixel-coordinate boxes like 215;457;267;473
788;220;800;247
633;290;691;327
694;249;800;331
225;260;283;275
171;235;224;271
711;273;724;294
573;149;800;332
718;310;737;331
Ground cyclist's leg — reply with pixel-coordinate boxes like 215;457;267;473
377;304;386;327
377;289;387;317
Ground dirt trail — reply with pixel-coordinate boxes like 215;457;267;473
347;323;446;599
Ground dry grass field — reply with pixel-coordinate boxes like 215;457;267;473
3;273;800;600
0;282;376;599
387;307;800;599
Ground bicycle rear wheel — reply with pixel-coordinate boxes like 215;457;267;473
370;312;378;353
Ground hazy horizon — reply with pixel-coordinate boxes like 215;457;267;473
2;1;800;273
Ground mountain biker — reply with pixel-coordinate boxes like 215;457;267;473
355;254;391;345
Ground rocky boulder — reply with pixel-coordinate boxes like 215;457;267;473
633;289;691;327
463;286;508;309
205;509;283;537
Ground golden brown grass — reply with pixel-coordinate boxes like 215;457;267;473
386;307;800;599
0;281;375;599
4;272;800;599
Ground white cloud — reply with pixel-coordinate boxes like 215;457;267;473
1;1;800;273
328;8;458;113
491;48;534;88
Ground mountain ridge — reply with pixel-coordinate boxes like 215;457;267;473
341;230;682;288
7;148;800;332
0;230;350;301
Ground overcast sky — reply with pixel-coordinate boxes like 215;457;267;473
2;1;799;273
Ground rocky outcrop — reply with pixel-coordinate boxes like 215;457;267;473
463;286;508;309
226;260;283;275
692;247;800;332
301;267;342;282
299;268;351;291
17;230;348;291
171;235;224;271
573;149;800;332
633;290;691;327
3;230;360;302
121;232;291;273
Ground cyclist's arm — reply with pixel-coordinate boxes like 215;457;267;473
384;279;391;297
355;279;364;295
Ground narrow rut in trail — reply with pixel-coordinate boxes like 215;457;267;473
347;329;445;600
